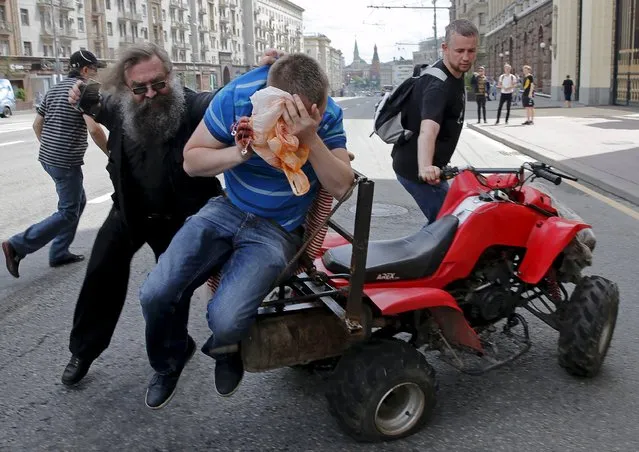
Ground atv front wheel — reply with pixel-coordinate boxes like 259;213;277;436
326;339;436;442
558;275;619;377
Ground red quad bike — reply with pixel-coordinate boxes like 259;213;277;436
216;162;619;443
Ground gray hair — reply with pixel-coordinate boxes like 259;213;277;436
267;53;329;108
445;19;479;45
102;42;173;91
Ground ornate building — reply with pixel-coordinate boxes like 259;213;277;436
343;40;379;86
483;0;553;94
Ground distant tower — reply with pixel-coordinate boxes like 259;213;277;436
370;44;381;87
353;40;361;64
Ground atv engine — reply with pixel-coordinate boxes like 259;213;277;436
451;249;523;327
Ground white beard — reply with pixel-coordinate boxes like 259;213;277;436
118;77;186;147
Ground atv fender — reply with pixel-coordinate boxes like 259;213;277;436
518;216;591;284
364;287;483;352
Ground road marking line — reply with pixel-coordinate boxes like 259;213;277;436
0;140;24;147
0;126;32;134
88;193;113;204
563;180;639;221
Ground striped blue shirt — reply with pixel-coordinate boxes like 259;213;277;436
204;65;347;231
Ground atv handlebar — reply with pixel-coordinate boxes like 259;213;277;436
533;167;562;185
440;162;577;185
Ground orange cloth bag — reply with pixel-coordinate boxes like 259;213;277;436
248;87;311;196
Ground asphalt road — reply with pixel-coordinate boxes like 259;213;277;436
1;101;638;451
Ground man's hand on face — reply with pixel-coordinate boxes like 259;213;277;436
68;80;83;106
419;165;441;185
282;94;322;144
259;48;286;66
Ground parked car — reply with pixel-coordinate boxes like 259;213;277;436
0;79;16;118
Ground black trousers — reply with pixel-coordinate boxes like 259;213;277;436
68;207;184;361
475;95;486;122
496;93;513;123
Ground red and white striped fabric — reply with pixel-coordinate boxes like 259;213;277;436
205;187;334;293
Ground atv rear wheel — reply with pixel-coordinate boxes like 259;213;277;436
558;275;619;377
326;339;436;442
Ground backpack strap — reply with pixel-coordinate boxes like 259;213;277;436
420;65;448;82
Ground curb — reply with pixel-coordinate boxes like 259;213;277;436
467;123;639;206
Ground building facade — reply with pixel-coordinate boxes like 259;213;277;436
0;0;304;102
483;0;553;94
412;36;444;66
462;0;633;106
303;32;343;96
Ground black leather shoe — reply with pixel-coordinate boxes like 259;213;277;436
50;254;85;268
2;241;20;278
214;352;244;397
145;336;196;410
61;355;94;386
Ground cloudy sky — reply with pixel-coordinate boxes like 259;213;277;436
293;0;450;65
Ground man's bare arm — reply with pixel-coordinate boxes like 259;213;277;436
305;136;353;199
183;120;248;177
84;115;108;156
33;114;44;141
417;119;441;184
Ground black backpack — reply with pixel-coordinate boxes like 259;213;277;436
371;62;448;144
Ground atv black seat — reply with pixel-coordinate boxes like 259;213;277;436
322;215;459;282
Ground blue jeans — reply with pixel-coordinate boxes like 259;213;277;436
9;162;86;263
139;196;302;374
396;174;449;223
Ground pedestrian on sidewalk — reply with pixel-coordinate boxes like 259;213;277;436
391;19;478;223
563;75;575;107
495;63;517;125
2;50;108;279
522;65;535;125
58;43;282;388
470;66;487;123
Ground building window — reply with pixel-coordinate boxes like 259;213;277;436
24;41;32;56
106;0;111;9
78;18;85;32
162;9;167;21
479;13;485;26
20;9;29;26
142;4;146;17
107;22;113;35
119;23;126;37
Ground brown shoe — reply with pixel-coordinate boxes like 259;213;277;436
2;241;20;278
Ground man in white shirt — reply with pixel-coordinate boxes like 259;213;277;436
495;63;518;125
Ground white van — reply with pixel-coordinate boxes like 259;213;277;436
0;79;16;118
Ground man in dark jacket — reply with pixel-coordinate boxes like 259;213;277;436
61;42;276;386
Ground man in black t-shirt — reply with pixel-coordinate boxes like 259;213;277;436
563;75;575;107
391;19;478;223
521;65;535;125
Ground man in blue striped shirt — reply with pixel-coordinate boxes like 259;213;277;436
139;53;354;409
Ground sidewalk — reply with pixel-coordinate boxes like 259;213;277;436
468;106;639;205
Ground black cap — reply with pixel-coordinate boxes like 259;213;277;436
69;50;103;69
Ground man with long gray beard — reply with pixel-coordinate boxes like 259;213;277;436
61;42;277;386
